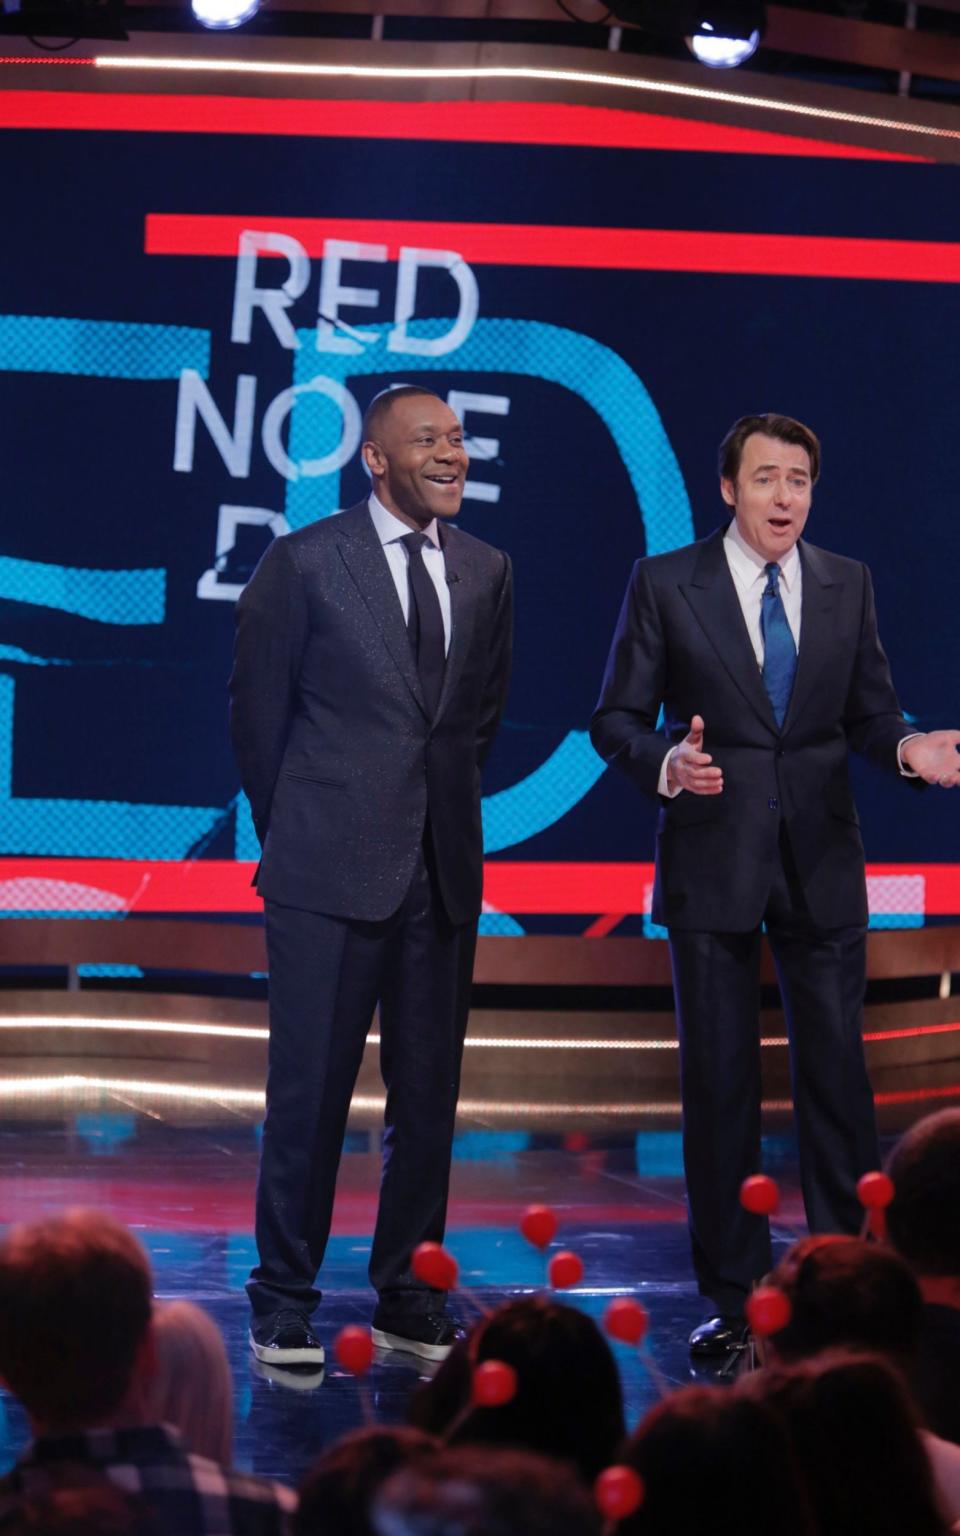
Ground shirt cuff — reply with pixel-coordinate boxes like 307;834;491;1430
658;745;683;798
897;733;924;778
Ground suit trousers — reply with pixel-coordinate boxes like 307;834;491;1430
247;841;477;1322
668;829;880;1315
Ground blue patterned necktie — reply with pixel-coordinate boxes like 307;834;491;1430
761;562;797;727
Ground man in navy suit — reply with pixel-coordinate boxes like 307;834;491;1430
591;413;959;1356
230;386;513;1367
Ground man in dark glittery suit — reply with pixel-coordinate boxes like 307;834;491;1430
230;386;513;1369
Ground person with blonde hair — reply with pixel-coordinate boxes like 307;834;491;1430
148;1301;234;1466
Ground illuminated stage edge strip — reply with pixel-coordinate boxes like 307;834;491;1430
1;1017;957;1050
0;57;954;144
83;58;960;143
0;1075;955;1115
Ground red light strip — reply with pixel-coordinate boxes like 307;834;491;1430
582;913;628;938
144;213;960;283
874;1083;960;1105
863;1022;960;1042
0;57;95;65
0;91;923;159
2;859;959;915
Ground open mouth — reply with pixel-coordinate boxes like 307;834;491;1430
425;475;459;486
768;517;792;531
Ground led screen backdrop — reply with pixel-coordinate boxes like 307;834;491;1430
1;88;958;935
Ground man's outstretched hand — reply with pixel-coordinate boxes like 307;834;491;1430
900;730;960;788
667;715;724;796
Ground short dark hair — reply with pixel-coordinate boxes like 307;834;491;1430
618;1386;813;1536
886;1108;960;1276
718;413;821;484
742;1352;946;1536
296;1427;439;1536
411;1296;625;1483
764;1235;922;1369
373;1446;601;1536
0;1209;153;1426
361;386;445;445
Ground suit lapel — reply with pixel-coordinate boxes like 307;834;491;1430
335;503;427;717
434;524;476;725
782;540;840;735
681;528;778;732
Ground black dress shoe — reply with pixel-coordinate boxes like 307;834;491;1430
688;1315;749;1357
249;1309;325;1366
371;1312;466;1362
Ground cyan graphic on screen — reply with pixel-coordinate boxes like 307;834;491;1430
0;315;208;625
0;315;226;863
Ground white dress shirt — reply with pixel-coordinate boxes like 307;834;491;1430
368;494;452;656
659;519;918;793
723;516;802;662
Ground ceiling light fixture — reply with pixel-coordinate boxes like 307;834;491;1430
686;3;765;68
190;0;259;30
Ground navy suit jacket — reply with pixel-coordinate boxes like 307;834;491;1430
229;502;513;926
591;526;914;932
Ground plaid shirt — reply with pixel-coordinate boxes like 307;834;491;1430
0;1423;296;1536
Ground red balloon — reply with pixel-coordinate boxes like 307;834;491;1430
519;1205;558;1250
411;1242;459;1291
334;1325;374;1376
471;1359;518;1407
548;1250;584;1289
740;1174;780;1216
594;1465;644;1521
857;1171;895;1210
745;1286;792;1338
603;1297;649;1347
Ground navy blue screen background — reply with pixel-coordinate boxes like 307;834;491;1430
1;99;958;931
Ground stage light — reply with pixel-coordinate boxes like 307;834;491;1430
603;1;764;69
687;24;761;68
190;0;259;29
686;3;765;68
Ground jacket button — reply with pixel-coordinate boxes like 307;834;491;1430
768;797;779;810
776;748;785;758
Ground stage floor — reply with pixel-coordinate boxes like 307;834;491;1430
0;1099;944;1489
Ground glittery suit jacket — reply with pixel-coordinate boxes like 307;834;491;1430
590;527;915;933
229;501;513;925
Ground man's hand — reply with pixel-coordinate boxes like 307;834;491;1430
667;715;724;796
900;730;960;788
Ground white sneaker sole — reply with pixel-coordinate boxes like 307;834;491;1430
248;1330;325;1367
371;1326;453;1362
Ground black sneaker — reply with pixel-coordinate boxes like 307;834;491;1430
249;1309;325;1367
371;1312;466;1362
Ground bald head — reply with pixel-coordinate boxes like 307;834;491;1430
361;387;467;531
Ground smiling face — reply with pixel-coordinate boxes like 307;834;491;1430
721;432;813;562
362;392;468;530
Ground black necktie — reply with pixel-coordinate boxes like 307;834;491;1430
402;531;446;717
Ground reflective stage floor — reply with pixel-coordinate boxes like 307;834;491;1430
0;1099;946;1488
